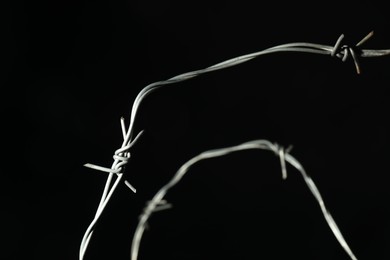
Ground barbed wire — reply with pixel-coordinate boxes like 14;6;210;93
130;140;358;260
80;31;390;260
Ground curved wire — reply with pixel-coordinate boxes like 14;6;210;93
130;140;358;260
80;31;390;260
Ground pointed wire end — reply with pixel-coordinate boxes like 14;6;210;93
125;180;137;193
285;145;293;154
356;67;361;75
130;130;145;147
365;30;374;40
282;170;288;180
84;163;95;169
154;202;173;212
349;48;362;75
120;117;127;139
332;34;345;57
354;63;361;75
138;129;145;136
283;145;293;180
278;147;288;181
356;30;374;47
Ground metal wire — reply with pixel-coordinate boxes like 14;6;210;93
130;140;358;260
80;31;390;260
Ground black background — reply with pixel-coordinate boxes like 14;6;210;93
3;0;390;259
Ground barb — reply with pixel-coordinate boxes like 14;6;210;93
141;200;172;230
130;140;358;260
84;129;144;191
274;143;293;180
79;118;144;260
331;31;377;74
81;32;390;260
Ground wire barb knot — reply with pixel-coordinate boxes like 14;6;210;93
112;145;132;173
331;31;374;74
83;119;145;193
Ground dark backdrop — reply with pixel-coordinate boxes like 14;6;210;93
3;1;390;259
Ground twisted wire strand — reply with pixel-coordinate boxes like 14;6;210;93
131;140;358;260
79;122;144;260
80;31;390;260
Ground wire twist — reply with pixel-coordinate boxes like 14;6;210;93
84;119;144;192
130;140;358;260
331;31;374;74
79;118;144;260
80;31;390;260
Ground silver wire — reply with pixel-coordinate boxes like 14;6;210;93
130;140;358;260
80;31;390;260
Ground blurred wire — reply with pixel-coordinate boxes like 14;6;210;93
130;140;358;260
